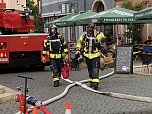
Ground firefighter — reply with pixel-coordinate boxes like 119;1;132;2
76;23;106;90
42;25;69;87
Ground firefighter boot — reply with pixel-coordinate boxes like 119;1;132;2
90;81;93;87
93;82;99;90
54;80;59;87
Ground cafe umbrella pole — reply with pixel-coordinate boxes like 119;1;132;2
116;23;119;45
17;76;34;114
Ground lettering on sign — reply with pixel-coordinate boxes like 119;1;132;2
115;45;133;74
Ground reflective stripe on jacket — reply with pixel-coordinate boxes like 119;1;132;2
43;34;68;58
76;32;105;59
50;53;62;59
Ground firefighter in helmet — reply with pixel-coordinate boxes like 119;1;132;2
42;25;69;87
75;23;106;90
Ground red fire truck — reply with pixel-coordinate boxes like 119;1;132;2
0;9;48;70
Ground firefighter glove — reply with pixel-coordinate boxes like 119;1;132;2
64;54;69;62
42;56;46;63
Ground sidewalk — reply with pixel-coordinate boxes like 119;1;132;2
133;60;152;76
72;60;151;76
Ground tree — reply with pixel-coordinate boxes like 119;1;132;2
121;0;149;44
122;0;149;11
26;0;44;33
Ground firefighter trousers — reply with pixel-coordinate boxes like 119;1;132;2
85;57;100;83
51;58;64;81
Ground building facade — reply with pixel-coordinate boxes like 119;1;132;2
116;0;152;43
41;0;115;42
0;0;26;11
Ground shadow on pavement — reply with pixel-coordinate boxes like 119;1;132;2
0;67;50;74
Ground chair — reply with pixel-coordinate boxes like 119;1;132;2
133;45;143;61
133;51;141;61
139;53;152;74
143;46;152;53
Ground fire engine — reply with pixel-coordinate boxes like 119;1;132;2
0;9;48;70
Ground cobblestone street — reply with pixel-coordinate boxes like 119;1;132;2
0;66;152;114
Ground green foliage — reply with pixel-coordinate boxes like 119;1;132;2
121;0;149;44
123;24;143;44
26;0;44;33
33;16;44;33
122;0;149;11
105;25;113;37
121;0;133;10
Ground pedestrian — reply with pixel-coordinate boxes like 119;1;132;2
42;25;69;87
144;36;152;46
75;23;106;90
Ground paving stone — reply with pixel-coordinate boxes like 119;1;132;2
0;67;152;114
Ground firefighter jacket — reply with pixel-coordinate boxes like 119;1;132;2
76;31;105;59
43;33;68;59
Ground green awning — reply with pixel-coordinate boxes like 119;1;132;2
134;7;152;20
48;13;78;27
77;7;137;24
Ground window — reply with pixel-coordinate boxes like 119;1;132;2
17;0;19;5
66;4;69;13
61;4;66;13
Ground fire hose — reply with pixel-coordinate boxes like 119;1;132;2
65;71;152;103
15;70;152;114
15;71;114;114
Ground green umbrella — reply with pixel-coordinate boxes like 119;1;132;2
48;13;78;27
77;7;137;24
48;11;97;27
134;6;152;20
67;11;97;26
